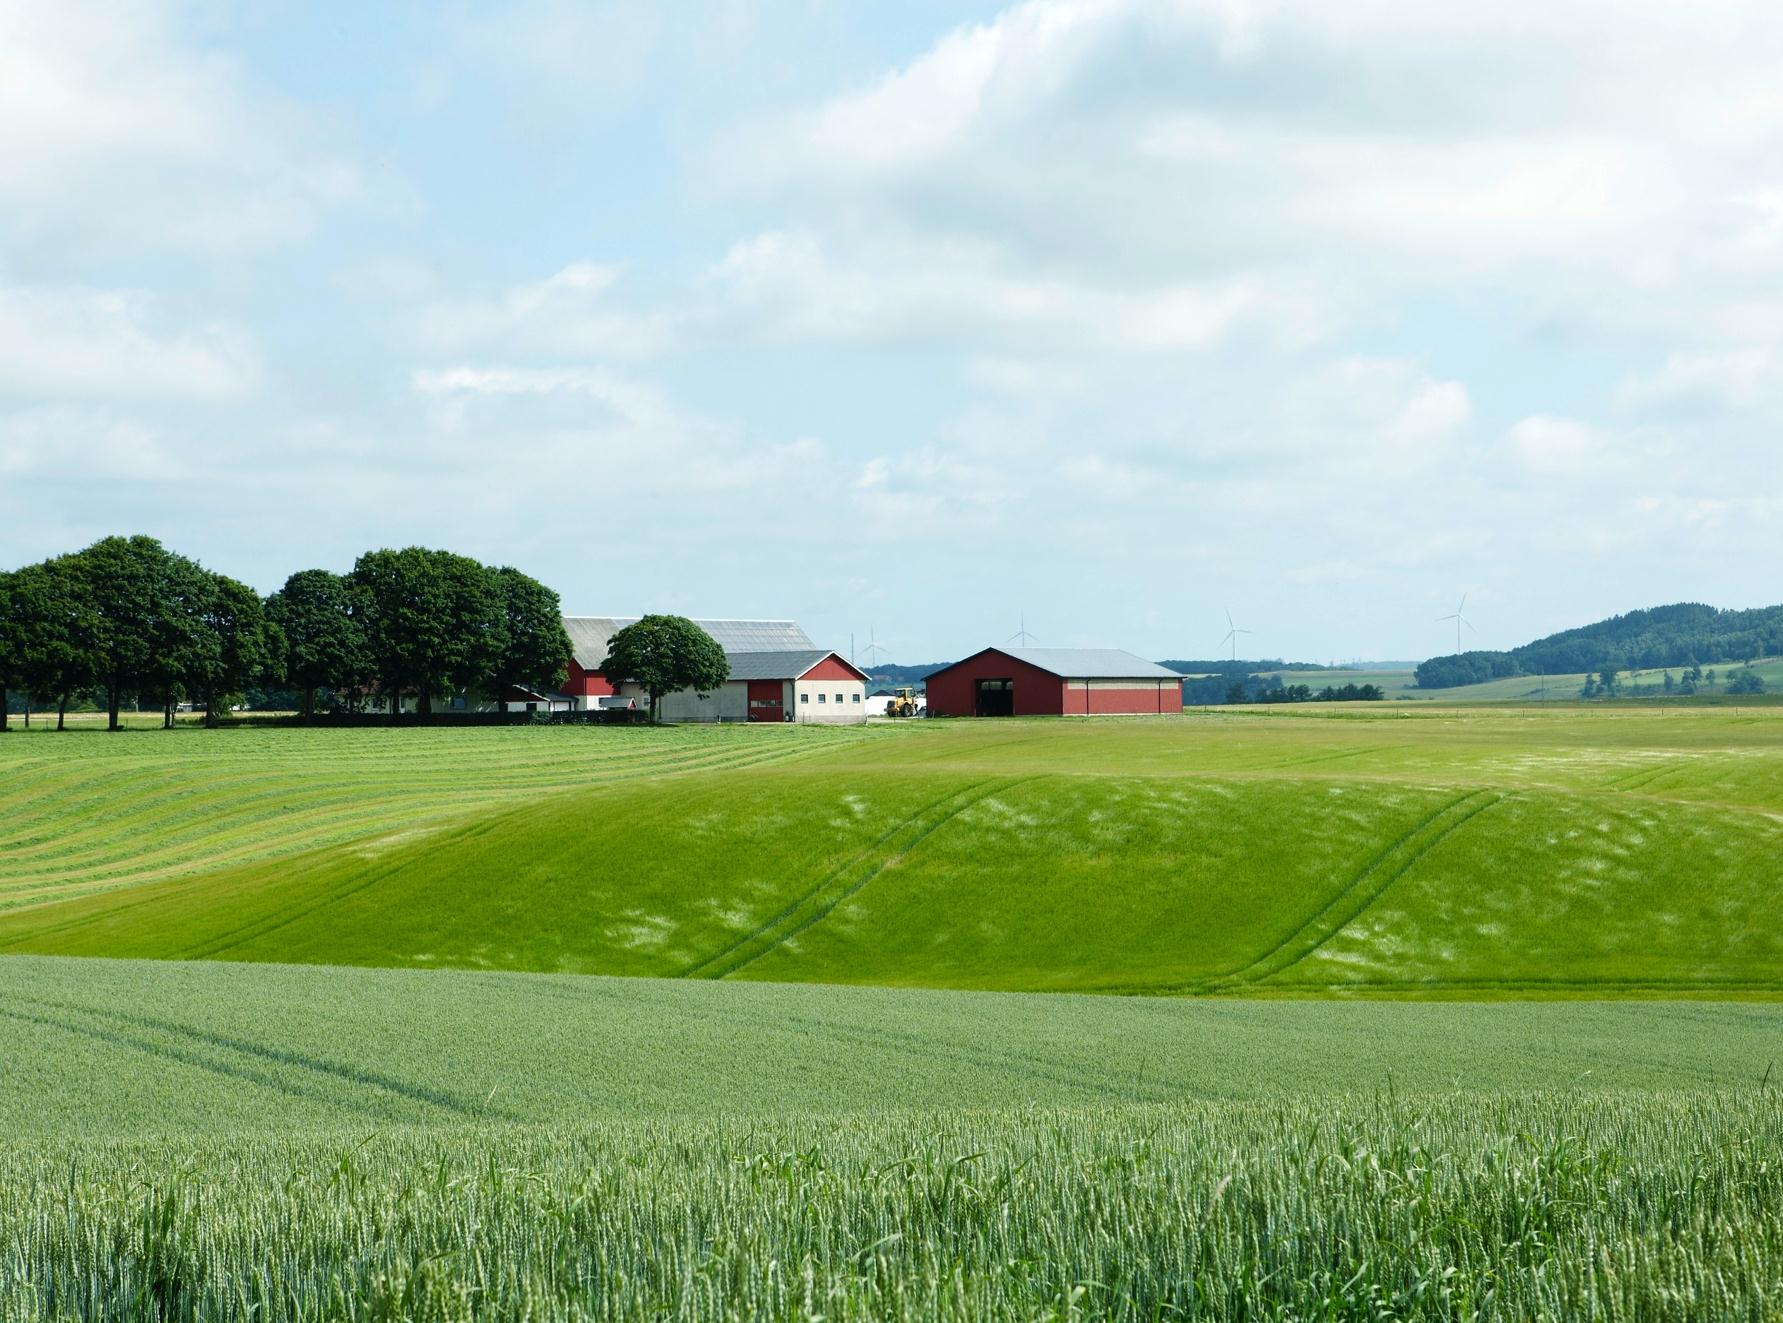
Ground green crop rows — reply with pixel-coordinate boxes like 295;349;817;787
3;959;1783;1320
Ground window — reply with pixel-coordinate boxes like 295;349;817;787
835;693;844;703
851;694;860;703
800;693;809;703
818;693;827;703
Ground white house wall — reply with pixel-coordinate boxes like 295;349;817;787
792;678;868;725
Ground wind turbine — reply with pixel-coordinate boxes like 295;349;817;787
1218;608;1254;663
1438;593;1476;653
1008;613;1038;646
859;626;890;669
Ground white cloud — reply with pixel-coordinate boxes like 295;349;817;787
1505;415;1606;476
0;287;259;400
401;263;675;359
722;0;1783;339
0;1;360;257
1622;348;1781;413
707;228;1320;351
0;406;172;480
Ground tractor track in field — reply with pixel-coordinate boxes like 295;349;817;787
683;777;1042;981
1183;788;1506;995
0;995;506;1120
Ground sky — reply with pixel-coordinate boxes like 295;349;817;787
3;1;1781;665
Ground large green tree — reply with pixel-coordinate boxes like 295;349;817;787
1;558;98;730
351;547;503;715
265;569;367;721
601;615;729;723
486;566;573;704
68;536;200;730
185;573;276;727
0;570;15;731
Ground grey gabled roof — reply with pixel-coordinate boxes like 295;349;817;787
724;650;842;681
988;647;1183;680
563;617;815;672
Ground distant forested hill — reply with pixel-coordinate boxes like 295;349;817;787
863;663;948;689
1416;603;1783;689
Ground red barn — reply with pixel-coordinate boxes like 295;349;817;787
925;647;1184;717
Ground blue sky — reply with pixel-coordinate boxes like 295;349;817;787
3;1;1781;663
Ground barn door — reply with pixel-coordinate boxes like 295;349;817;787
975;678;1014;716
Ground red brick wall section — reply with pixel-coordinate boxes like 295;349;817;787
924;649;1069;717
1074;682;1181;715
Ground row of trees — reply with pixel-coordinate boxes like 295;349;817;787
0;538;573;730
1224;680;1386;705
1581;663;1766;699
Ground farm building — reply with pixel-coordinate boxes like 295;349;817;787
509;617;870;724
924;647;1184;717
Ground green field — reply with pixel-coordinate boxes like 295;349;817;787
6;714;1783;1315
2;958;1781;1319
4;709;1782;995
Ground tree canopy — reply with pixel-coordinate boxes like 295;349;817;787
265;570;367;722
601;615;729;723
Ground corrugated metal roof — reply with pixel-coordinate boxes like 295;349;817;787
991;647;1183;680
723;650;835;681
563;617;815;671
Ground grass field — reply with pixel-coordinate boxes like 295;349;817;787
7;713;1783;1316
3;708;1782;995
2;959;1781;1319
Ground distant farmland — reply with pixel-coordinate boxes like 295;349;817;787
3;708;1782;995
1250;655;1783;702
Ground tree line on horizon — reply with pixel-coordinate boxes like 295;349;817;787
0;537;574;729
1415;601;1783;690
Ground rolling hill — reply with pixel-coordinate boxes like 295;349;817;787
4;713;1782;995
1417;601;1783;688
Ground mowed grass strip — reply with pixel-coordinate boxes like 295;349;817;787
0;723;873;908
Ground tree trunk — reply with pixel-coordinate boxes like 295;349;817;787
0;684;8;732
418;684;433;717
56;695;67;731
301;686;315;724
108;683;121;731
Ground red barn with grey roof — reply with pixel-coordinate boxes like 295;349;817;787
925;647;1183;718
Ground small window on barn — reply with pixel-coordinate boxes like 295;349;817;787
818;693;827;703
835;692;844;703
851;694;860;703
800;693;809;703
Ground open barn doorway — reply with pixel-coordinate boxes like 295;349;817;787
975;678;1014;716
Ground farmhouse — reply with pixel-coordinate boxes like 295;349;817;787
513;617;870;724
924;647;1184;717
